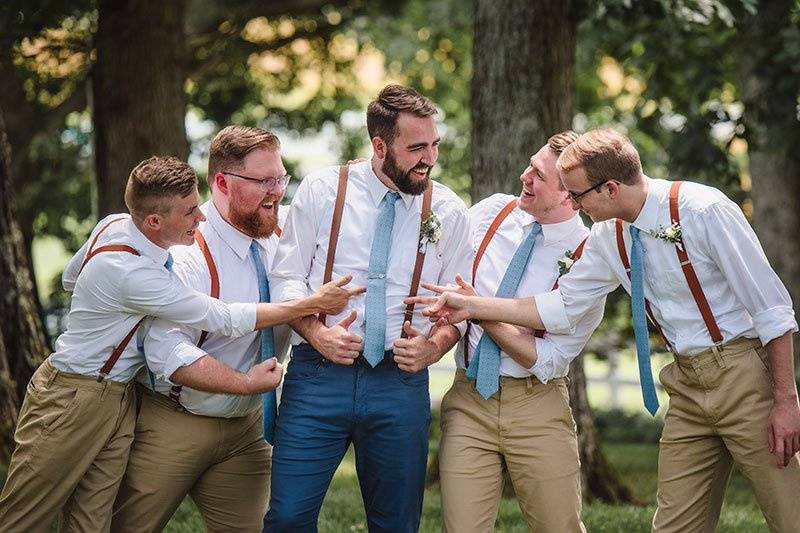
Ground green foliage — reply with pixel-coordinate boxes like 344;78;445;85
594;408;663;444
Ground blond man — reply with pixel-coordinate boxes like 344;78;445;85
0;156;357;533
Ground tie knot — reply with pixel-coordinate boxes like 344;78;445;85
164;254;174;271
630;225;641;239
385;191;401;205
249;240;260;254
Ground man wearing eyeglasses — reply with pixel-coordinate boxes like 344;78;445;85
411;128;800;532
110;126;362;532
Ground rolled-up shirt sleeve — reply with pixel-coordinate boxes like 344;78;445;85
121;265;257;338
270;174;321;302
698;200;798;345
144;321;206;383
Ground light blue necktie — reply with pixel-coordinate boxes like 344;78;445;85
467;222;541;400
249;240;278;443
146;254;174;390
630;226;659;416
363;191;401;367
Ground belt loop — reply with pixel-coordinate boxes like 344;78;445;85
525;376;533;393
711;344;725;368
46;363;59;387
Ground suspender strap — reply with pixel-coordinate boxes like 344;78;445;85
80;217;129;271
401;181;434;338
668;181;723;344
615;218;670;348
464;199;518;367
97;317;146;382
319;164;349;325
533;236;589;338
193;229;220;350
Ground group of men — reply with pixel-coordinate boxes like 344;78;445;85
0;82;797;533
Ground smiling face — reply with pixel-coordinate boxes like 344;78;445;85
218;147;286;238
159;188;205;246
560;165;614;222
379;112;439;196
518;145;571;220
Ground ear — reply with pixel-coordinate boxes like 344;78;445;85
371;136;387;160
142;213;162;231
211;172;229;194
605;180;621;199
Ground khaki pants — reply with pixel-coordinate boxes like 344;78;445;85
111;385;270;533
653;337;800;533
0;357;136;533
439;370;585;533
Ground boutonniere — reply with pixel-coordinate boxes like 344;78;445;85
653;222;683;251
558;249;578;276
419;212;442;254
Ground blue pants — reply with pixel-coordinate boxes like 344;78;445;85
263;344;431;532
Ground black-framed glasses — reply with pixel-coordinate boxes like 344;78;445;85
223;171;290;190
568;180;608;202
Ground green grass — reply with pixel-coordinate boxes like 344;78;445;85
161;437;767;533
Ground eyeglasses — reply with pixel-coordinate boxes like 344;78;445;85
222;171;290;190
568;180;608;202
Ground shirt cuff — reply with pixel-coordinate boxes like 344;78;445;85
535;289;572;334
161;342;207;385
751;305;798;346
529;337;557;383
229;303;257;337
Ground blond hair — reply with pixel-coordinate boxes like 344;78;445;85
557;128;642;186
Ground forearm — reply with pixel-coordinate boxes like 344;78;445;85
170;355;255;395
766;332;799;405
255;296;321;329
469;296;544;330
481;321;538;369
289;315;325;346
428;324;461;363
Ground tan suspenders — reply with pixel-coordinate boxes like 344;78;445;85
77;217;143;382
614;180;723;349
319;164;433;339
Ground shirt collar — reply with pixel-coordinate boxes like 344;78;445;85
631;176;668;233
126;218;170;265
205;200;269;260
363;161;416;210
538;213;586;245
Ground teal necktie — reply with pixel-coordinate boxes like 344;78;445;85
467;222;541;399
249;240;278;443
630;226;659;416
363;191;401;367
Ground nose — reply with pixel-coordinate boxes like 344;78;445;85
197;210;207;223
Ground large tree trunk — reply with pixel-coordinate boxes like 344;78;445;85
739;0;800;363
93;0;188;216
471;0;636;503
471;0;575;200
0;108;50;463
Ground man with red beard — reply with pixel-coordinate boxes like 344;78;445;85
265;85;473;531
110;126;352;531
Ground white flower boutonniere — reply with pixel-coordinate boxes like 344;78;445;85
558;250;578;276
419;213;442;254
653;222;684;251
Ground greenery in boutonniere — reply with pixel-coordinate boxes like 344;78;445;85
558;249;578;276
653;222;683;251
418;212;442;254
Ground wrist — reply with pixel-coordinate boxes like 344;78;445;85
773;392;800;406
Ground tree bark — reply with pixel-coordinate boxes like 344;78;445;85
471;0;575;200
93;0;189;216
0;108;50;463
471;0;636;503
739;0;800;363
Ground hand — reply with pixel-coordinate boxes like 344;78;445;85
245;357;284;393
421;274;477;297
313;275;366;315
768;398;800;467
404;275;474;327
393;321;437;373
313;309;363;365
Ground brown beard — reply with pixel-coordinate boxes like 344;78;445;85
229;196;278;239
381;147;430;196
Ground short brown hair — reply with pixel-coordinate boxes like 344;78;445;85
207;126;281;187
366;84;437;145
556;128;642;186
124;156;197;223
545;130;579;190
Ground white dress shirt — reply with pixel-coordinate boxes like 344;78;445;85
270;160;473;347
141;201;290;417
537;177;798;355
52;213;257;382
461;194;605;382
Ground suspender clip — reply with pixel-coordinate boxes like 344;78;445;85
711;344;726;368
96;371;108;383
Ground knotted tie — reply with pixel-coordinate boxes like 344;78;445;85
249;240;278;442
467;222;542;399
630;226;659;416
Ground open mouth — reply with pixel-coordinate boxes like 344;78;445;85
521;188;535;198
411;166;429;178
260;200;276;213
